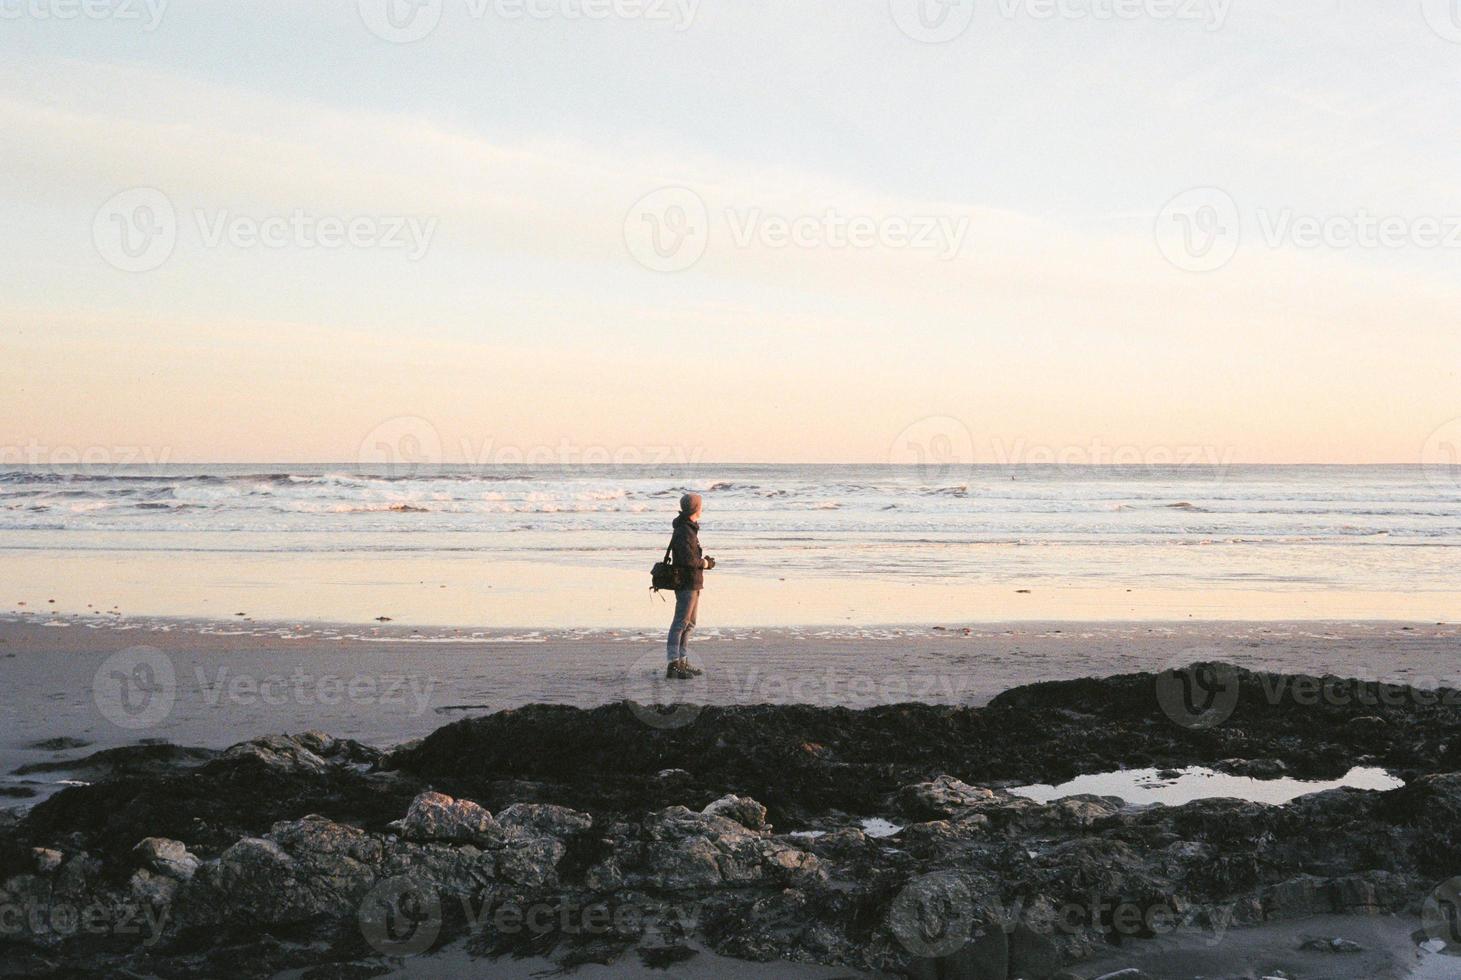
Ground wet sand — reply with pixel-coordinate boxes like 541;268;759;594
1;615;1457;804
5;617;1460;979
1074;912;1450;980
366;916;1453;980
8;548;1461;629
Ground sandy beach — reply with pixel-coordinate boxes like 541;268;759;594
3;614;1457;805
5;589;1458;980
351;916;1456;979
9;1;1460;974
6;652;1461;979
360;915;1455;980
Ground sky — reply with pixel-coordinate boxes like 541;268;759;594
2;0;1459;465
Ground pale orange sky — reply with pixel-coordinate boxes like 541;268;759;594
7;301;1455;466
3;9;1460;465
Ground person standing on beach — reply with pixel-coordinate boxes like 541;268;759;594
666;492;714;679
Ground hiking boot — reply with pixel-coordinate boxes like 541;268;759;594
666;660;694;680
675;658;703;677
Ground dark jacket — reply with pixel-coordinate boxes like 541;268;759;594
670;515;709;591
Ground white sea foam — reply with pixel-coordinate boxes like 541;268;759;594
0;465;1457;592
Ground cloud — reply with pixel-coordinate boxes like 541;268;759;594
2;56;1458;462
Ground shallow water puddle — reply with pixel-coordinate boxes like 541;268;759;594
788;817;904;840
859;817;902;838
1010;765;1403;807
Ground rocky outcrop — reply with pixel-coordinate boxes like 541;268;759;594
132;837;199;881
1;666;1457;978
701;793;769;829
191;823;403;925
17;731;421;864
218;731;380;775
496;801;593;837
398;790;500;846
382;665;1461;827
30;847;63;874
583;805;819;893
900;774;997;819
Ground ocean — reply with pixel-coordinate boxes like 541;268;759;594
2;464;1457;627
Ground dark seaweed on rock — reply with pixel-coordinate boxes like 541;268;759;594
2;666;1459;978
397;664;1461;822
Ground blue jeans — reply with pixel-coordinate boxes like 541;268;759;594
667;588;700;662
